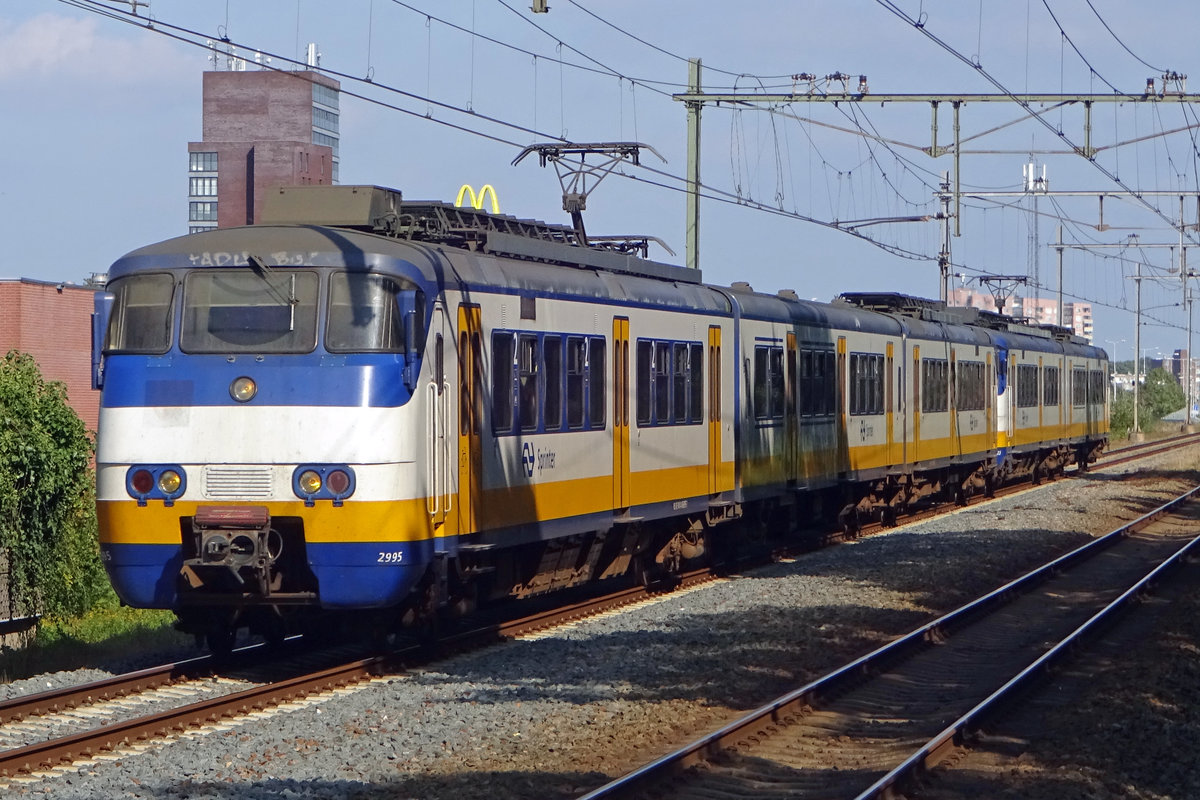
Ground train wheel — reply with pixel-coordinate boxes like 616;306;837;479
206;627;235;657
838;506;859;538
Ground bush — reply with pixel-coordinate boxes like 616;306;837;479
0;351;109;618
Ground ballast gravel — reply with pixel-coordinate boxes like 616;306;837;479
4;447;1199;799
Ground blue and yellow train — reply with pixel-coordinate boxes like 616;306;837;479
92;185;1108;648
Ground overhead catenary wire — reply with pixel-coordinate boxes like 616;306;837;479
872;0;1200;251
564;0;801;83
1084;0;1166;74
55;0;950;267
55;0;1200;336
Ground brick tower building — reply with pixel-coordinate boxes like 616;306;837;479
187;55;340;233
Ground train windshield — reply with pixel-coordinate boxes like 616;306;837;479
104;273;175;354
181;270;319;354
325;272;416;353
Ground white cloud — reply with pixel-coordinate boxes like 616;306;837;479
0;12;192;85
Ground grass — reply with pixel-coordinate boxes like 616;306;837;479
0;601;194;682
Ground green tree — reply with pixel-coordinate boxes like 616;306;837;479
1143;367;1186;419
1110;389;1135;437
0;352;108;618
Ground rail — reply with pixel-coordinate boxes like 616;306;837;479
576;484;1200;799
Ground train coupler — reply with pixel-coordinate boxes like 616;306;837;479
181;505;282;597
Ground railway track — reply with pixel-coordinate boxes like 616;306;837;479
833;430;1200;543
0;570;718;785
1100;429;1200;466
0;433;1193;787
576;484;1200;800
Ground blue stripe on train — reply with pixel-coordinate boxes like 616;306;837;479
101;540;434;609
100;354;414;408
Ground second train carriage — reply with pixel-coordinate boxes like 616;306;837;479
92;185;1108;647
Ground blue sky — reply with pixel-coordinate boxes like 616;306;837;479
4;0;1200;359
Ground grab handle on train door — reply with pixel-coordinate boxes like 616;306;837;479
442;380;453;513
427;381;439;516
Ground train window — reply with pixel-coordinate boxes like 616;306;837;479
491;332;515;434
770;348;785;417
956;361;985;411
1090;370;1105;404
689;343;703;423
567;337;586;429
870;354;883;413
849;353;884;416
673;343;689;422
1072;367;1087;406
472;332;484;436
655;342;671;423
921;358;949;413
181;270;319;354
636;341;653;425
1043;365;1061;406
544;336;563;431
754;347;770;419
104;274;176;354
518;335;540;432
799;350;813;415
589;337;606;429
637;337;703;426
326;273;409;352
1016;364;1039;408
492;331;606;437
753;345;785;421
822;351;836;415
800;349;837;417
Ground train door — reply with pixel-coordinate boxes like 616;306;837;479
785;332;798;482
900;336;909;468
613;317;631;508
708;324;722;494
456;304;483;536
427;303;451;528
912;344;921;462
986;351;993;449
996;343;1011;452
886;341;895;464
949;349;958;455
837;336;847;472
1037;355;1044;432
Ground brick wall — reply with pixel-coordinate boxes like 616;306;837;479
0;279;100;433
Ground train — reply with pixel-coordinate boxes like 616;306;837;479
92;185;1109;650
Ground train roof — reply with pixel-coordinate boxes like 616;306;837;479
110;187;1106;359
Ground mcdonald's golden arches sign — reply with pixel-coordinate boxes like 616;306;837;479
455;184;500;214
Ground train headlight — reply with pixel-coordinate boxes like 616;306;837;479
230;376;257;402
130;469;154;495
326;469;351;495
157;470;182;495
292;465;356;506
298;470;323;495
126;464;187;506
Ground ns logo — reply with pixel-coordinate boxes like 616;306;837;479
521;442;535;478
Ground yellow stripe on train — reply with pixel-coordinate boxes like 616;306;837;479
97;460;740;547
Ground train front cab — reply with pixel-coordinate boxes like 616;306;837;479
92;228;444;643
